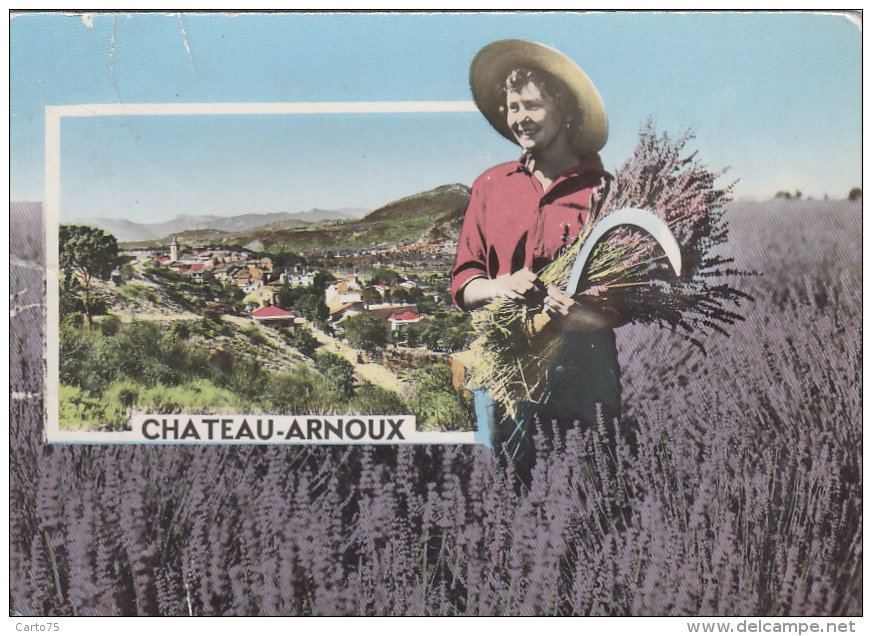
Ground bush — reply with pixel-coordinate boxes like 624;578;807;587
280;325;320;358
220;357;270;406
92;314;122;335
349;381;406;415
314;350;355;399
242;324;268;346
196;314;233;338
406;364;473;430
57;384;114;429
343;314;385;351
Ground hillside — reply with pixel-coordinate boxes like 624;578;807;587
92;261;312;377
363;184;469;223
231;183;471;252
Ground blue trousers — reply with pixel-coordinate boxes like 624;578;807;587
474;330;622;469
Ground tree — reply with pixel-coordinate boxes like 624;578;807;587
59;271;85;321
311;269;336;292
295;292;329;324
274;279;298;309
415;313;473;352
369;266;402;286
406;364;473;430
218;282;244;307
59;224;120;323
343;314;386;351
389;286;412;304
848;187;862;201
277;277;330;325
314;350;355;398
282;324;320;358
360;286;382;303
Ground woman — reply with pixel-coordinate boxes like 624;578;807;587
451;40;625;475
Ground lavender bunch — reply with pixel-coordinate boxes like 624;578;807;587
469;122;751;419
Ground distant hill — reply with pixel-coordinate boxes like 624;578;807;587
229;183;472;252
363;184;469;223
76;208;366;243
17;185;472;253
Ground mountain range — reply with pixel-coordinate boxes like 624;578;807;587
75;207;368;243
18;183;473;251
227;184;472;252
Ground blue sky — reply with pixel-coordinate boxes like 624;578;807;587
10;11;861;223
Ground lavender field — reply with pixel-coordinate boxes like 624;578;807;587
9;198;862;615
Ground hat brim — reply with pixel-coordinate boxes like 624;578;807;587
470;39;608;155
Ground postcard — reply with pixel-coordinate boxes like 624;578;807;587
9;11;862;618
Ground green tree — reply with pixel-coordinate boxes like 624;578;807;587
59;224;120;322
59;271;85;321
274;279;299;309
281;324;320;358
360;286;382;303
223;357;270;405
218;281;244;308
343;314;386;351
406;364;473;430
415;313;473;352
369;266;402;286
118;259;137;281
314;350;355;398
311;269;335;292
350;381;406;414
389;286;412;304
295;292;329;324
266;365;314;412
407;286;442;315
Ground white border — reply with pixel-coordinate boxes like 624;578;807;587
44;101;479;444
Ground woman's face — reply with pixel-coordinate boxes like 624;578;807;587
505;81;569;155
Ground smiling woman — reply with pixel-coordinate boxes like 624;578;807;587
451;40;624;481
504;69;575;160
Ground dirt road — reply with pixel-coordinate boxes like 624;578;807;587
308;324;410;397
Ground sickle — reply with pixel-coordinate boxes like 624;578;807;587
564;207;682;295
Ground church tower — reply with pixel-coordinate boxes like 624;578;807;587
170;236;179;262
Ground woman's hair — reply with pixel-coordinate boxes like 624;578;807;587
501;67;581;128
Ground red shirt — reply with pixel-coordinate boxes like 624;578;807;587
451;153;611;308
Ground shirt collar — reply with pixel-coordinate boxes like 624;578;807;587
508;152;610;180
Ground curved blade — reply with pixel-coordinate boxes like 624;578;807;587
565;207;682;295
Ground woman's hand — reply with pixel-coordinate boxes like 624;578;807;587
543;285;627;333
460;268;543;309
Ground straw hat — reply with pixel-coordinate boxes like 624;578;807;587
470;39;608;155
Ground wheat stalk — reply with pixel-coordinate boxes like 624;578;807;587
467;122;751;421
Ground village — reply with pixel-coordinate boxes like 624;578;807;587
123;235;476;393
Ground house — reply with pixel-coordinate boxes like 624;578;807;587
325;275;363;310
388;310;422;332
284;265;314;287
329;301;367;325
360;304;419;334
251;304;295;328
178;262;213;282
235;265;267;293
